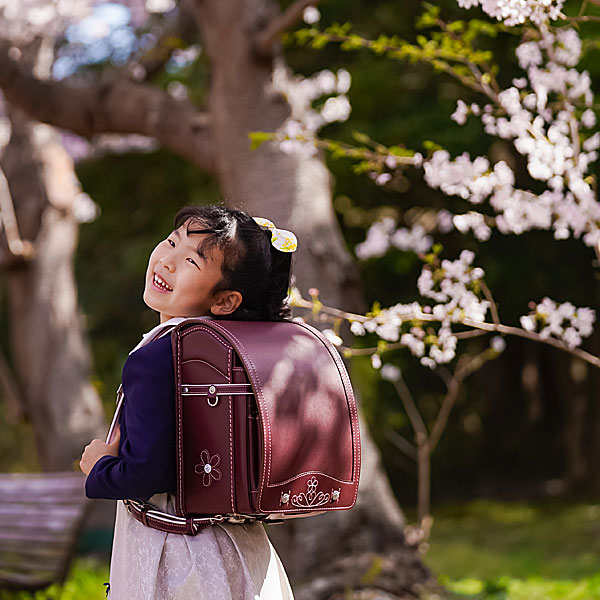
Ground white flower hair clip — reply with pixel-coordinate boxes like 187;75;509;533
253;217;298;253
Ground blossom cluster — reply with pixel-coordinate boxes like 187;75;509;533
350;251;490;369
349;301;422;341
350;302;458;369
417;250;489;324
456;0;564;26
273;67;352;157
430;25;600;249
520;297;596;348
355;217;433;259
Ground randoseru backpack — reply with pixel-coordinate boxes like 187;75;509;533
115;317;361;535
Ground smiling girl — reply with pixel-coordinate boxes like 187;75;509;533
79;205;295;599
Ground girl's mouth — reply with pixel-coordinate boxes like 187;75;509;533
153;273;173;292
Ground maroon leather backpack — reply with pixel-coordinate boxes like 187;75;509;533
124;317;361;535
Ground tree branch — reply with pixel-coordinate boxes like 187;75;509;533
384;427;417;461
429;349;495;453
255;0;322;57
480;278;500;326
392;376;428;441
0;45;215;171
293;296;600;369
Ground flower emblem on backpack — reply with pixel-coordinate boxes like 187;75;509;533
291;476;330;508
194;449;222;487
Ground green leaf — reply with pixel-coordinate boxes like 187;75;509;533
248;131;273;150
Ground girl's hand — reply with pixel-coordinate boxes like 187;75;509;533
80;425;121;476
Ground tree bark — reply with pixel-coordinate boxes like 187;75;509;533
1;103;106;470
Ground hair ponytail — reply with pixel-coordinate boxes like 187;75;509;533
263;247;293;321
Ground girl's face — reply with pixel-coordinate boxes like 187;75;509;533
143;223;241;323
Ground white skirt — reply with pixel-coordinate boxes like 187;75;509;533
108;494;294;600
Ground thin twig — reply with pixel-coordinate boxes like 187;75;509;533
429;373;462;453
384;428;418;460
565;14;600;22
300;30;495;99
480;279;500;326
429;349;492;452
255;0;323;57
392;376;428;440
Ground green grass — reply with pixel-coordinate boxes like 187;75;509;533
1;500;598;599
422;499;600;599
0;558;109;600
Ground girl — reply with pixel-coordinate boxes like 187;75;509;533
79;204;296;600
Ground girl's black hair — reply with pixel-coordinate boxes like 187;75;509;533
173;204;293;321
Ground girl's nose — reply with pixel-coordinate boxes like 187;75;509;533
159;257;175;271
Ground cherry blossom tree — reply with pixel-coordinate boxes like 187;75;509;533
262;0;600;528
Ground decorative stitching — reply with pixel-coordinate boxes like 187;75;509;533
194;449;222;487
268;471;353;487
291;477;331;508
176;332;184;515
181;359;228;379
229;396;234;512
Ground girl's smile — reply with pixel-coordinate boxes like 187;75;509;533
143;222;241;322
152;272;173;292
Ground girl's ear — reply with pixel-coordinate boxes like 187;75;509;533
210;290;243;316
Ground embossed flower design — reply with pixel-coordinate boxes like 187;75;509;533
194;449;222;487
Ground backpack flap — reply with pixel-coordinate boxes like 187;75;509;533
204;320;361;516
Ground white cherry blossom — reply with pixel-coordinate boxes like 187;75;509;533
519;297;596;348
356;219;433;259
457;0;564;26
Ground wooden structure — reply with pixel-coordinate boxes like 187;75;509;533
0;472;89;592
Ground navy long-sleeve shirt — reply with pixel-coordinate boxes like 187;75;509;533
85;335;177;501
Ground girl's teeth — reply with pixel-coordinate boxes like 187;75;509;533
154;274;173;291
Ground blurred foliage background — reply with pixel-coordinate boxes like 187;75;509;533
2;0;599;504
1;1;600;597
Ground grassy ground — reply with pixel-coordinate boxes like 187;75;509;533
0;559;109;600
423;499;600;599
1;500;598;599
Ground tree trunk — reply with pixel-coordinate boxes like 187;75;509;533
192;0;430;593
1;104;106;470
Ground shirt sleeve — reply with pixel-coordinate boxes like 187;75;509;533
85;337;176;501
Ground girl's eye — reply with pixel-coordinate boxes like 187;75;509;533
187;258;199;268
167;239;175;247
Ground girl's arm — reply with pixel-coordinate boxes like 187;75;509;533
83;336;176;501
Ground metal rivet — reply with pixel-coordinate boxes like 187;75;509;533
281;492;290;504
183;387;189;393
204;464;212;474
208;385;216;394
332;490;340;501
